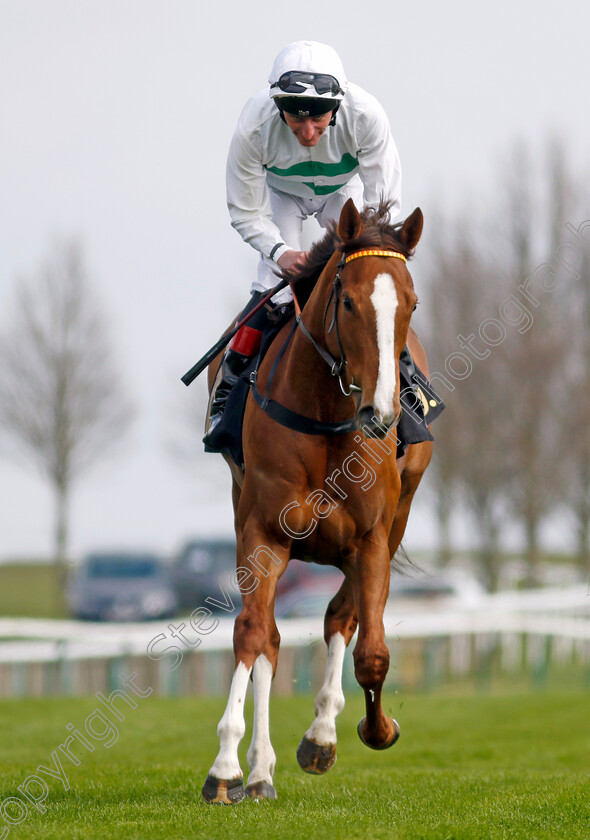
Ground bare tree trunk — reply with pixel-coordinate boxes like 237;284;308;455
480;545;501;593
54;478;70;615
473;496;502;592
435;483;453;566
576;516;590;575
574;460;590;575
524;516;542;586
575;249;590;577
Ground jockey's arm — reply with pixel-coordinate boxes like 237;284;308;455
226;130;292;265
355;94;402;214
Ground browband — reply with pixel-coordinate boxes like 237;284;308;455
345;249;406;264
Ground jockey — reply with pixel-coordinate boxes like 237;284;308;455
204;40;402;444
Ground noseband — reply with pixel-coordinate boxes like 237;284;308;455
295;248;407;396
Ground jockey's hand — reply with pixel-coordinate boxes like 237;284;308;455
277;250;308;273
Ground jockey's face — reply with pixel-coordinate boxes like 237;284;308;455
282;111;333;146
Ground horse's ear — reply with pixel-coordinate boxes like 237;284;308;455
338;198;362;244
400;208;424;251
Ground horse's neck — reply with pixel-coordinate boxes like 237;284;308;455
296;252;338;334
280;254;354;421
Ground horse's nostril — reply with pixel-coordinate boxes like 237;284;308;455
356;406;392;438
356;405;376;430
355;406;397;439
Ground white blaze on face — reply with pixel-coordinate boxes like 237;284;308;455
370;273;398;420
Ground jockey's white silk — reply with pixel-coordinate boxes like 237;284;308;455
226;83;402;272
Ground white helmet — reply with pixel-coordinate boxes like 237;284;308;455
269;41;347;117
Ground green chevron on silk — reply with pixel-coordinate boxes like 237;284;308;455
264;153;359;178
301;182;343;195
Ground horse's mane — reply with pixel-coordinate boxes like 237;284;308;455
282;201;414;306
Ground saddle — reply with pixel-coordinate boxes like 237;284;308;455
203;307;293;465
204;311;444;468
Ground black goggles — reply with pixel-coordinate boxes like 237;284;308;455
271;71;343;97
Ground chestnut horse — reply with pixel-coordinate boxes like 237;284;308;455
203;199;433;803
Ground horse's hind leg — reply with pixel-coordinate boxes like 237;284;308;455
202;535;287;804
297;578;357;774
389;441;432;558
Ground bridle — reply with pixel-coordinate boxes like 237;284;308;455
250;247;408;437
293;248;407;396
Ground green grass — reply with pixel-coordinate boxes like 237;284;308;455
0;690;588;839
0;563;65;619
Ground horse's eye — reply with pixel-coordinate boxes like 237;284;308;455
342;296;354;312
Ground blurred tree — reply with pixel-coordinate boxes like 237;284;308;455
0;239;134;596
424;138;585;587
423;219;514;590
419;215;468;567
549;139;590;576
565;233;590;574
498;141;571;584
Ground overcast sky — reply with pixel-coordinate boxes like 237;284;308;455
1;0;588;560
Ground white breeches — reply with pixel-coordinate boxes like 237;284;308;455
253;176;364;305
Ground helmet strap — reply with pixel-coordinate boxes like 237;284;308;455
328;101;340;126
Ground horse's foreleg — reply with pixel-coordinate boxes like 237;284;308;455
202;587;270;804
297;578;357;774
353;541;400;751
201;661;251;804
202;605;273;804
245;605;281;798
203;532;287;804
245;650;278;799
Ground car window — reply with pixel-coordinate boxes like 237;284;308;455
180;543;235;572
210;545;236;570
86;558;160;579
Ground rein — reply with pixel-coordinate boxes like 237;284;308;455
251;248;407;437
299;248;407;395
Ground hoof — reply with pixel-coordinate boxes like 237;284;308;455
201;774;245;805
296;736;337;774
245;781;278;800
357;717;400;750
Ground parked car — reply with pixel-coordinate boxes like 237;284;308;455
170;539;239;611
170;541;342;613
275;566;486;619
387;569;486;610
274;565;344;618
67;551;178;621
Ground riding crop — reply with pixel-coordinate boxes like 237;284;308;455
181;276;290;386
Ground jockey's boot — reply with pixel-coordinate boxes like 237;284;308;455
203;348;251;444
203;293;268;446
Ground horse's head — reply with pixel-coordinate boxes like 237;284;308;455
325;199;423;437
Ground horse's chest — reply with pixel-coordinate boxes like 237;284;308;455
319;448;399;513
276;454;400;555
